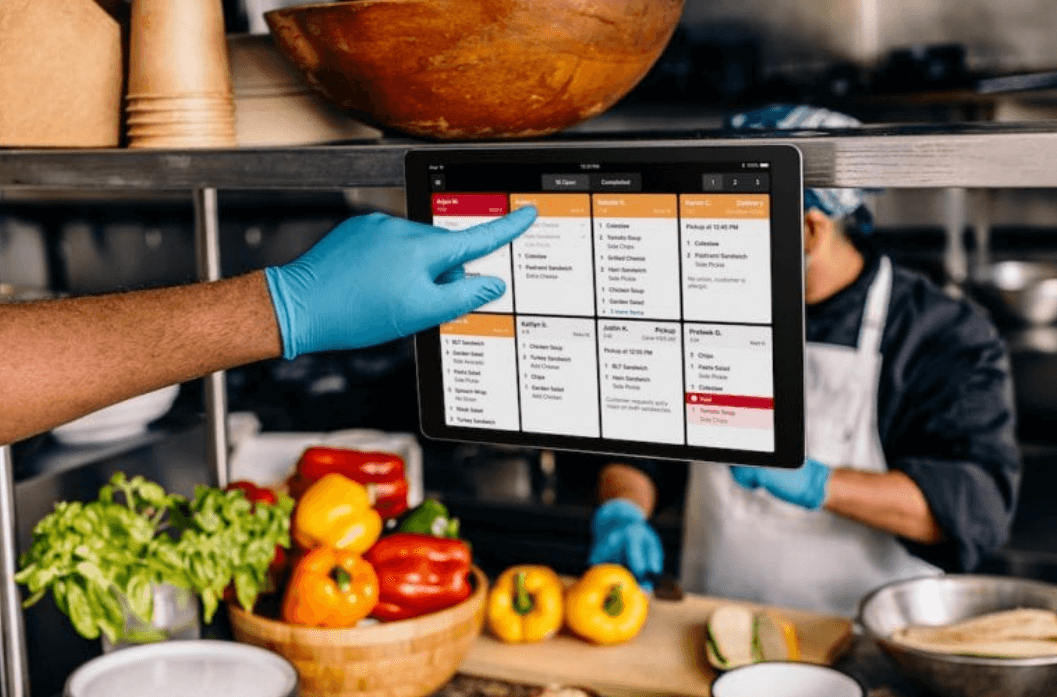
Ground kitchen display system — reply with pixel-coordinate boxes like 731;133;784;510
407;145;805;467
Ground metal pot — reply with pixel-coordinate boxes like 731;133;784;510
970;260;1057;326
859;574;1057;697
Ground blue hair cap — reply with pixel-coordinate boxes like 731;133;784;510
727;104;875;231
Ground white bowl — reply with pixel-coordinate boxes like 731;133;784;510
711;662;864;697
64;639;297;697
52;385;180;446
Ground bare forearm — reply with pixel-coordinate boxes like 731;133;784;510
0;271;281;444
599;463;657;516
825;468;944;544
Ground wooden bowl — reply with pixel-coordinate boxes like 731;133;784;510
264;0;684;140
228;566;488;697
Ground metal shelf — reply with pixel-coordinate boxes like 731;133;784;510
3;122;1057;190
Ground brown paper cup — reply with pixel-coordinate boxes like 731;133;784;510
126;96;233;111
126;127;235;141
126;94;233;107
128;133;237;149
126;119;235;135
126;90;233;100
128;0;233;98
126;111;235;126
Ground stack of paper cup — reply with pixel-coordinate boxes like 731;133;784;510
126;0;236;148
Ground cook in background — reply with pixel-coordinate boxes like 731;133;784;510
0;207;537;445
589;105;1021;617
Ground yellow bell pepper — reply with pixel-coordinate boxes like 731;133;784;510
487;565;564;643
292;473;382;554
564;564;649;645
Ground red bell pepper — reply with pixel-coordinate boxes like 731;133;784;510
227;479;278;507
362;532;473;621
291;446;409;519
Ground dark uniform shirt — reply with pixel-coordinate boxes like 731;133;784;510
627;235;1022;573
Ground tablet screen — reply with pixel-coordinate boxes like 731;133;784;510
406;144;804;467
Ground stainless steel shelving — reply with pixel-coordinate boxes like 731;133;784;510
3;122;1057;190
1;121;1056;697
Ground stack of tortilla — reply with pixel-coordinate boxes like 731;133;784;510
891;608;1057;658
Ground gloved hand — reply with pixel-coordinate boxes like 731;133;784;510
589;498;664;590
729;458;832;510
265;207;537;359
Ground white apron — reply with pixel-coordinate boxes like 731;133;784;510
679;256;940;616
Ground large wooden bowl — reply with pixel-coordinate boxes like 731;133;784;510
264;0;684;140
228;566;488;697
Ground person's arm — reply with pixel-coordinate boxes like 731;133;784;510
591;461;664;586
599;462;657;517
733;290;1020;570
0;272;280;444
0;208;538;445
882;292;1021;572
824;468;943;544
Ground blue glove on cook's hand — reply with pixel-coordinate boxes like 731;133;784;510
589;498;664;590
729;458;832;510
265;207;537;359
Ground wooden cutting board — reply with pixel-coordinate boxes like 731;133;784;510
459;592;854;697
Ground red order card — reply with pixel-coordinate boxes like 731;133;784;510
685;392;774;410
432;193;509;216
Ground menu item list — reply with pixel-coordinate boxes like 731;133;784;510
433;190;776;453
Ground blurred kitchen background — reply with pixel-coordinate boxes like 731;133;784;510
6;0;1057;694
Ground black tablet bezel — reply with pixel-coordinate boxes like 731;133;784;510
407;143;804;468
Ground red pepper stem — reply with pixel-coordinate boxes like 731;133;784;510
512;571;534;616
331;566;352;593
603;584;624;617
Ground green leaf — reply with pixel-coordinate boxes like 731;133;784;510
65;580;100;640
125;573;153;623
74;561;111;591
137;482;168;507
233;569;258;612
123;627;168;644
51;579;66;613
200;588;218;624
21;588;46;608
90;584;125;644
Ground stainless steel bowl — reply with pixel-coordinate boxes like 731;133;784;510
970;260;1057;326
859;575;1057;697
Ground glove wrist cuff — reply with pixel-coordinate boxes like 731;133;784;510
264;266;296;360
600;497;648;520
807;459;832;510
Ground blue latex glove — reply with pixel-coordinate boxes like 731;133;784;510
729;458;832;510
589;498;664;590
265;207;537;359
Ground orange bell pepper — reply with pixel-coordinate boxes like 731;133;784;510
292;473;382;554
281;546;379;627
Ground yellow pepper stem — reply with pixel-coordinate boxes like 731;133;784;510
603;584;624;617
331;566;352;593
513;571;534;615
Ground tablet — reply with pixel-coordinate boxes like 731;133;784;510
406;144;805;467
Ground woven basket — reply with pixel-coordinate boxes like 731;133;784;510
228;566;488;697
